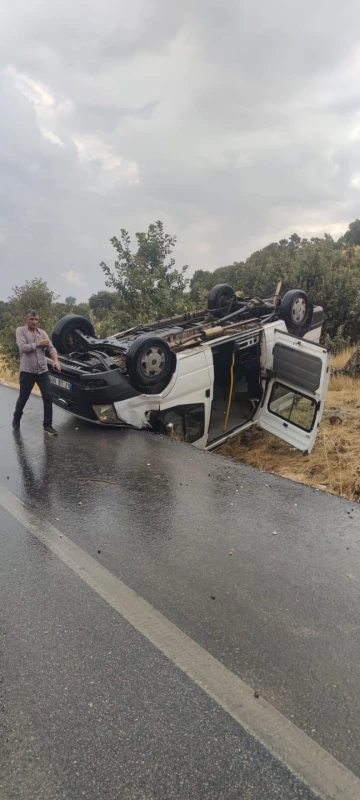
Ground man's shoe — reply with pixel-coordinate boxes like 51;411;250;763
44;425;58;436
12;419;20;431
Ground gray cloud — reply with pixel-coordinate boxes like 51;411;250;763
1;0;360;301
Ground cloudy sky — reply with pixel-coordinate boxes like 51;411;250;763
1;0;360;301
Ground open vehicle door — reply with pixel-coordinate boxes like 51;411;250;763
257;330;330;453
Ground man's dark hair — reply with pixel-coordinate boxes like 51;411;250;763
25;309;39;316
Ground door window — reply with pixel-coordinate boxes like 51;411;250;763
268;382;317;432
258;328;330;453
273;342;322;393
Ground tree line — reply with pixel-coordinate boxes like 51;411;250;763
1;218;360;370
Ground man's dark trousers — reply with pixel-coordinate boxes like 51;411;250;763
14;372;53;428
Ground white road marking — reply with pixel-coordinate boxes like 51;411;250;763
1;483;359;800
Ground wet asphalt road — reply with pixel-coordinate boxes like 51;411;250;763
0;386;359;799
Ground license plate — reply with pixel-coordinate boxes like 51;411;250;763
50;376;73;391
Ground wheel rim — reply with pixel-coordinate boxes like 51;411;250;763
219;293;232;307
140;347;166;378
292;297;307;323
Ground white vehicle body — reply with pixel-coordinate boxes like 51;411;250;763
52;316;329;454
49;282;330;454
112;320;330;453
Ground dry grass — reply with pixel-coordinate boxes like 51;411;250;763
330;346;355;370
0;358;18;389
0;357;40;394
220;348;360;503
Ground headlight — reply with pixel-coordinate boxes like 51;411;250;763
92;404;119;423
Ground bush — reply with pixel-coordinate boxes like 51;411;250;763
0;279;57;371
325;325;351;354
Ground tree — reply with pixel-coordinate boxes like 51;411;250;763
75;302;91;317
65;296;76;308
53;299;91;322
289;233;301;248
0;279;57;371
0;301;10;331
339;219;360;247
89;290;118;319
100;221;191;330
189;270;218;306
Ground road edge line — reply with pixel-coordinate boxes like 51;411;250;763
1;483;359;800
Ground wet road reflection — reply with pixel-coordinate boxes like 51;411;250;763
0;386;359;777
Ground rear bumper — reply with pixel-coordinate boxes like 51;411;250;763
310;306;325;330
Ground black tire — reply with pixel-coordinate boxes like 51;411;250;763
52;315;96;354
279;290;310;331
208;284;235;310
126;335;175;392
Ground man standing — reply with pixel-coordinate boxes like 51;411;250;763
13;309;61;435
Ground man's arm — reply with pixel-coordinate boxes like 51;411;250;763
16;328;37;353
49;350;61;372
43;332;61;372
16;328;50;352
